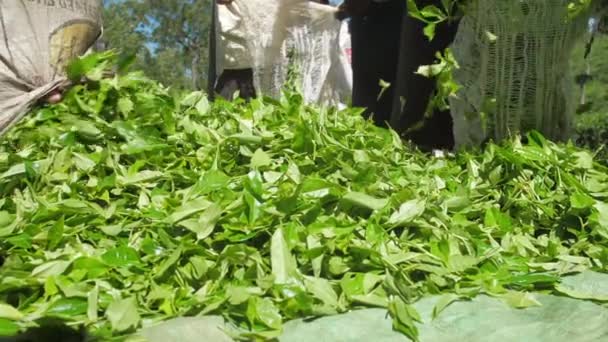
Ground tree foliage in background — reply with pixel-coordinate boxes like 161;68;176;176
572;33;608;155
573;35;608;115
101;0;212;90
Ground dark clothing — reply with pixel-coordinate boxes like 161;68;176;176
214;68;257;101
349;0;404;127
349;0;460;150
390;10;461;151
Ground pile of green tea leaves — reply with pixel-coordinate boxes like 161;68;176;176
1;54;608;341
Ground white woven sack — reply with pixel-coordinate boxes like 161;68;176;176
449;0;591;148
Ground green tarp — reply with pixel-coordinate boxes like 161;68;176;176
134;271;608;342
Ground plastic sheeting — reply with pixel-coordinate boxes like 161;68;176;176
134;270;608;342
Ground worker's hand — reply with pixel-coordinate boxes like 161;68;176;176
44;89;63;105
337;0;371;17
216;0;234;4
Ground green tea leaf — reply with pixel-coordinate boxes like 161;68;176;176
47;298;88;317
0;319;20;337
594;202;608;229
304;276;339;308
31;261;71;279
251;149;272;169
484;208;512;231
168;198;213;224
388;200;425;226
271;228;297;285
179;204;222;240
88;285;99;322
432;294;460;319
102;246;141;268
106;298;141;332
570;192;595;209
47;217;64;250
0;304;23;321
501;291;542;309
118;98;134;116
249;297;282;331
119;171;164;186
342;192;388;211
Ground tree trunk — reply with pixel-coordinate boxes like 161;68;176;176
208;0;217;100
580;61;591;105
191;48;201;90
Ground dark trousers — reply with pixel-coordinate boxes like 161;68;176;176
214;68;257;101
391;6;461;150
349;0;404;128
349;0;460;150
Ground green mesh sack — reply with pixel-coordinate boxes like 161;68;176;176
449;0;593;148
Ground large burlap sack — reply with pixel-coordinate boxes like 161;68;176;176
215;0;352;107
0;0;103;136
